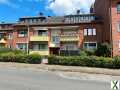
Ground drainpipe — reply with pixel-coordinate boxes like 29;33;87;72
27;24;30;54
109;1;113;57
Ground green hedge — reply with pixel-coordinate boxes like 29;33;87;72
0;53;42;64
48;55;120;69
0;48;26;54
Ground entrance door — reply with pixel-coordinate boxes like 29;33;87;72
50;48;60;55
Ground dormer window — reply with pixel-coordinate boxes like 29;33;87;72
117;2;120;13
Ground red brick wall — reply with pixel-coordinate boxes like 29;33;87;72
13;27;33;48
111;0;120;56
78;23;103;48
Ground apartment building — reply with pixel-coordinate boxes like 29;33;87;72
6;0;120;56
0;13;103;56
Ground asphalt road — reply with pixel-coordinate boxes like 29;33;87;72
0;68;109;90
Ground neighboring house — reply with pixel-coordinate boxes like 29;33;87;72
94;0;120;56
1;0;120;57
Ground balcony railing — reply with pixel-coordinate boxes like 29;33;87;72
30;51;49;55
30;36;49;42
60;36;79;42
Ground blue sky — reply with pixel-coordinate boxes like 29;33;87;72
0;0;95;23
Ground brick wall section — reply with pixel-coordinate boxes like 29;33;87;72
111;0;120;56
13;27;29;48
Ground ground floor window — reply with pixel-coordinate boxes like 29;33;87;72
60;43;78;50
32;44;48;51
16;43;27;51
60;43;79;56
84;42;97;49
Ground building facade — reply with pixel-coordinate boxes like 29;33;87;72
0;14;103;56
1;0;120;56
94;0;120;56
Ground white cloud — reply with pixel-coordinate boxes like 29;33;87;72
47;0;95;15
0;0;19;8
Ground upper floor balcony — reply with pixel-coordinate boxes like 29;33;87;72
30;36;49;42
60;35;79;42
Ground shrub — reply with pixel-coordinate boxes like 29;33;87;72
84;49;96;56
26;54;42;64
95;43;111;57
0;48;25;55
79;50;87;56
112;56;120;69
0;53;42;64
48;55;119;69
0;52;16;62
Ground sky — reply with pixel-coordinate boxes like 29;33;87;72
0;0;95;23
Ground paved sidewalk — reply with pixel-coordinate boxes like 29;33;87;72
0;62;119;76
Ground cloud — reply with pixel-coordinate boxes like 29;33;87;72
47;0;95;15
0;0;19;8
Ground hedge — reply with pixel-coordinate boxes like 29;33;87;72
48;55;120;69
0;52;120;69
0;53;42;64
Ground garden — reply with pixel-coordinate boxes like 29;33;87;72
0;43;120;69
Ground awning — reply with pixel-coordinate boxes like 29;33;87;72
0;39;7;44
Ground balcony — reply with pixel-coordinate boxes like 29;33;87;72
30;36;49;42
30;51;49;55
60;36;79;42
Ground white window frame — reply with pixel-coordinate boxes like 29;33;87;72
93;28;96;35
84;28;96;36
84;29;88;36
83;42;97;49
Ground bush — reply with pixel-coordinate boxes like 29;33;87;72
0;53;42;64
84;49;96;56
112;56;120;69
48;55;119;69
0;52;16;62
79;50;87;56
0;48;25;55
95;43;111;57
26;54;42;64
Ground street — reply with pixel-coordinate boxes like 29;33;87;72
0;68;109;90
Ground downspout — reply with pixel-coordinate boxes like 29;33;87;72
109;0;113;57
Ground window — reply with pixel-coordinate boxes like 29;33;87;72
0;34;4;39
84;29;88;36
18;30;27;37
38;30;47;36
117;2;120;13
32;44;48;51
8;33;13;39
52;36;60;43
84;42;97;49
88;29;93;35
16;43;27;51
93;28;96;35
38;44;48;50
117;22;120;32
84;28;96;36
